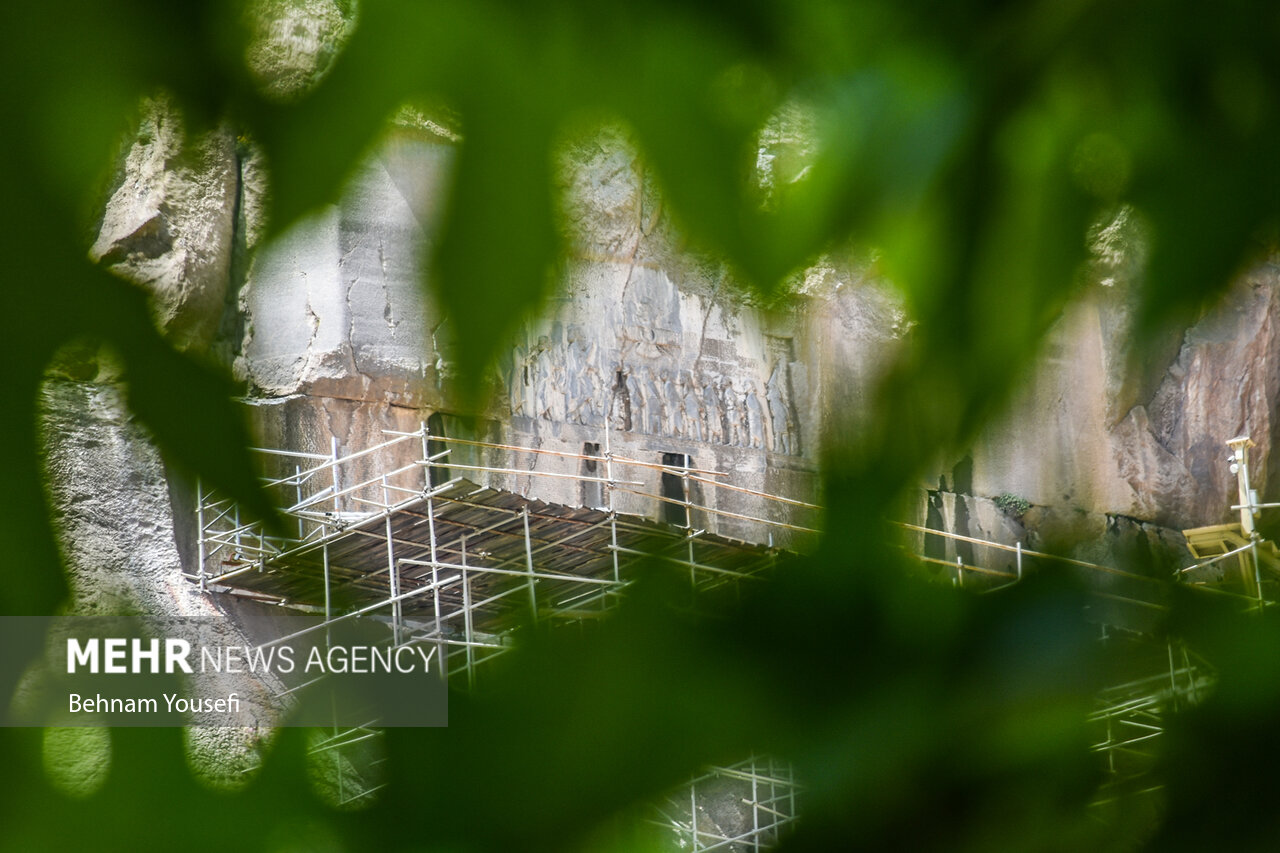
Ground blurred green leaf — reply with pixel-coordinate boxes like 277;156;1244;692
8;0;1280;851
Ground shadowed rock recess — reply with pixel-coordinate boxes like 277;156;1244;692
47;25;1280;826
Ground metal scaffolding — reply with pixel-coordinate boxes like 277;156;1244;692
194;426;1267;840
649;757;799;852
196;424;808;849
898;437;1280;803
898;520;1221;800
196;426;819;683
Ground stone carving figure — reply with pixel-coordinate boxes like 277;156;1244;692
681;372;702;442
509;343;529;416
611;365;630;431
563;326;584;423
661;369;681;437
703;375;724;444
589;341;607;426
744;379;765;449
531;336;553;421
547;361;568;422
581;361;606;427
626;366;645;432
564;325;600;425
766;365;793;454
723;379;743;447
643;367;665;434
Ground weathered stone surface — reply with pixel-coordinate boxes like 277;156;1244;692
809;259;910;435
484;130;916;544
926;206;1280;545
92;97;240;353
244;0;357;101
50;89;1280;834
1145;265;1280;526
907;212;1274;568
74;95;1280;640
558;127;655;260
38;378;288;781
969;295;1140;523
239;131;452;406
82;101;1280;586
962;263;1280;539
230;125;891;545
500;133;904;543
755;100;818;209
499;249;827;544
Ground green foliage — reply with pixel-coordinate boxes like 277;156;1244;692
996;492;1032;518
4;0;1280;850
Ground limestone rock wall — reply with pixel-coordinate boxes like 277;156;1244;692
51;50;1280;798
87;95;1280;579
238;131;453;406
244;0;359;101
231;126;879;545
38;379;288;781
65;14;1280;717
944;264;1280;553
905;238;1280;589
92;97;241;353
1145;265;1280;527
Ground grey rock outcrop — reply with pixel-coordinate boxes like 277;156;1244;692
1144;265;1280;526
92;97;241;353
39;378;283;783
244;0;358;101
60;84;1280;760
86;94;1280;580
958;262;1280;542
239;131;452;405
907;198;1280;584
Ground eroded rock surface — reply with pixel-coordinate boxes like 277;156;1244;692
244;0;358;101
959;264;1280;546
39;379;286;783
239;132;452;405
92;97;241;353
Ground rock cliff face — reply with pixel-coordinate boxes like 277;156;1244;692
91;97;242;354
219;121;898;547
1144;266;1280;526
77;92;1280;578
239;132;451;404
924;256;1280;570
38;379;281;784
43;11;1280;774
243;0;358;100
1025;278;1278;529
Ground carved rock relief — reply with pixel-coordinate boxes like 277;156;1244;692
507;326;804;456
507;266;805;454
